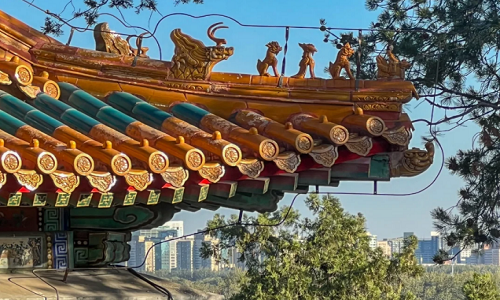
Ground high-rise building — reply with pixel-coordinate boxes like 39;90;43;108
367;232;378;250
192;231;220;271
415;232;442;264
145;240;156;272
481;248;500;265
128;222;183;272
162;221;184;237
404;232;414;239
128;235;146;271
377;241;392;257
176;238;194;271
386;238;404;255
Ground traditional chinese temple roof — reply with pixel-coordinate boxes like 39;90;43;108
0;10;434;213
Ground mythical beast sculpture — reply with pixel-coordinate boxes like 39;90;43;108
328;43;355;80
256;41;282;77
292;43;318;79
390;141;434;177
170;22;234;81
94;22;149;58
376;45;411;80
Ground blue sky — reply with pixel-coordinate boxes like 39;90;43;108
1;0;477;240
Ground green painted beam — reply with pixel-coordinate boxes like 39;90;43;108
174;202;200;212
368;154;390;181
298;168;331;186
331;155;391;181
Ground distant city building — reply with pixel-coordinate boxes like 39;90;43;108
386;238;404;255
377;241;392;257
145;240;156;272
459;246;473;264
367;232;377;250
128;221;184;272
415;232;442;264
469;248;500;266
193;231;219;271
403;232;414;239
128;234;146;271
176;238;194;271
162;221;184;237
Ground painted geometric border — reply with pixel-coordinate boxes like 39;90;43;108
53;232;68;269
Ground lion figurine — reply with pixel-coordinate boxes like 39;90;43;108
256;41;282;77
292;43;318;79
328;43;355;80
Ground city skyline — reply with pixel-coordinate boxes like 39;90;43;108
129;220;500;271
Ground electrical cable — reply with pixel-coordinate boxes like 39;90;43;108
32;269;60;300
125;34;449;272
19;0;443;63
130;138;445;271
130;192;302;270
128;268;173;299
7;276;46;298
18;0;458;276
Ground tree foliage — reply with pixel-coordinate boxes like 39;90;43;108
463;273;500;300
169;266;500;300
201;194;423;300
154;269;245;298
40;0;204;36
341;0;500;250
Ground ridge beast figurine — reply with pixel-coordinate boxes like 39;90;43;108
256;41;282;77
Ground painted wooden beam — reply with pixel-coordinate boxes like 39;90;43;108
298;168;331;186
330;155;390;181
183;183;210;202
192;201;220;211
236;177;270;195
161;186;185;204
174;202;200;212
208;181;237;199
269;173;298;192
368;154;390;181
330;180;340;187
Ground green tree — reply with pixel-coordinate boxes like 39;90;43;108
344;0;500;250
201;194;423;300
38;0;204;36
463;273;500;300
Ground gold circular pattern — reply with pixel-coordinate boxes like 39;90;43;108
297;136;313;152
186;151;204;169
44;82;59;98
151;153;167;172
367;118;385;136
188;152;204;169
260;141;278;160
3;153;20;172
39;154;56;173
330;127;349;144
76;156;93;174
113;156;130;174
16;66;32;85
224;147;240;165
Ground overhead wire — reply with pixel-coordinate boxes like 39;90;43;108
18;0;460;277
130;131;446;270
19;0;443;63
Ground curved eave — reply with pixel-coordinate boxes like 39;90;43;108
0;11;432;213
